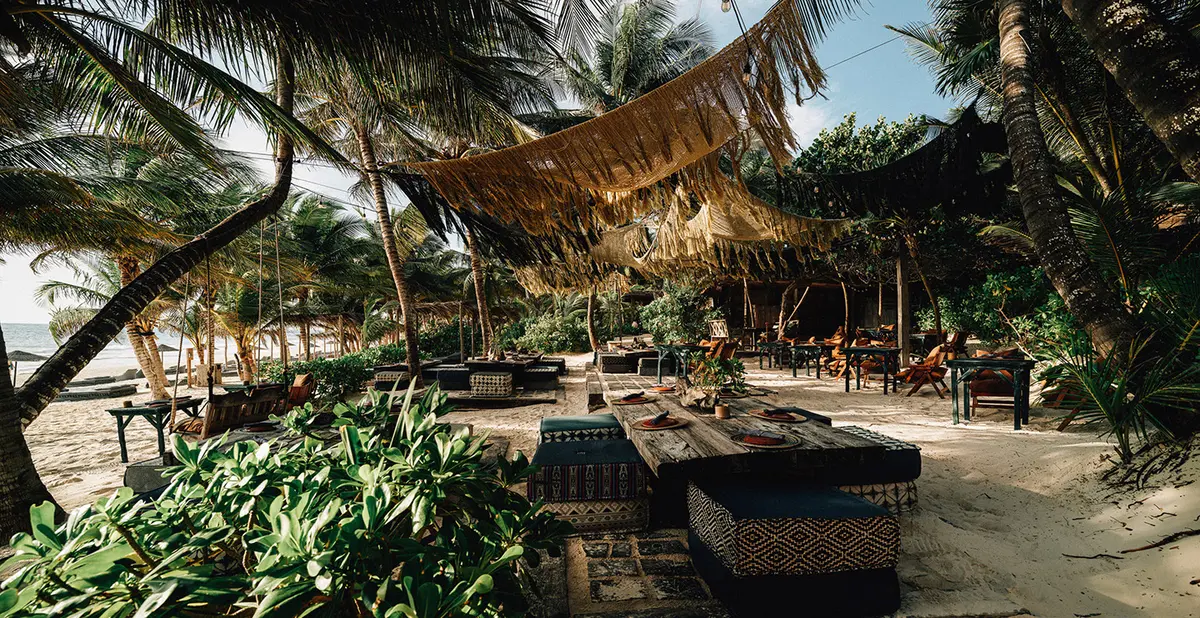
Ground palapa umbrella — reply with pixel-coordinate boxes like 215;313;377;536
157;344;180;375
8;350;48;385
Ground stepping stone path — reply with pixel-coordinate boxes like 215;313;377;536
566;528;729;617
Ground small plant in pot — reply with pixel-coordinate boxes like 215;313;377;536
681;357;747;412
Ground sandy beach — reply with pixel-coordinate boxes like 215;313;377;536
24;353;1199;617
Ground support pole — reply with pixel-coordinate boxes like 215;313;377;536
897;258;912;367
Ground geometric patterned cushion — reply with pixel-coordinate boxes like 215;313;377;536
598;353;637;374
542;498;649;533
539;413;625;443
687;481;900;578
470;371;513;397
528;439;646;502
838;481;918;514
833;426;922;483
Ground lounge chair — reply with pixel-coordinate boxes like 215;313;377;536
891;345;948;397
287;373;315;409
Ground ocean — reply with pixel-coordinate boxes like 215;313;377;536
2;322;246;385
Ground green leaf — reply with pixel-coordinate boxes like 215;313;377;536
28;503;60;549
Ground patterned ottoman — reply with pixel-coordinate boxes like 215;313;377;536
372;366;409;392
832;426;922;514
527;439;646;502
524;366;559;390
538;357;568;375
597;353;637;374
687;479;900;617
542;497;649;533
435;366;470;391
539;413;625;443
470;372;513;398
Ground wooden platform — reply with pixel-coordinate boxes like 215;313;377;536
444;386;561;409
596;371;886;526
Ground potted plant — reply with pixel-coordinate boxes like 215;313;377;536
681;357;747;413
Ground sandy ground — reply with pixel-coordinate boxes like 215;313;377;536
24;353;1200;617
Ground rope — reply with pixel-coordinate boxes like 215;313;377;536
168;273;190;435
274;215;289;378
255;220;264;381
205;247;215;408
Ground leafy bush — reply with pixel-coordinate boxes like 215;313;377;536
262;354;374;405
638;283;722;344
915;267;1076;349
0;388;572;617
516;313;589;353
690;357;747;394
495;317;532;352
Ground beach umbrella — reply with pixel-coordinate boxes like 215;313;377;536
157;344;179;373
8;350;48;385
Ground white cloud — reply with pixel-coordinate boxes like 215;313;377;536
786;97;834;150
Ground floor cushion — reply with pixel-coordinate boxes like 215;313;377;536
543;498;648;533
435;366;470;391
528;439;646;502
539;413;625;443
598;353;637;374
638;356;675;377
524;365;559;390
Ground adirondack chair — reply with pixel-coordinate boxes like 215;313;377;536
199;385;286;440
892;345;949;397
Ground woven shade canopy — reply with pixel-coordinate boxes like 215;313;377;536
405;0;831;238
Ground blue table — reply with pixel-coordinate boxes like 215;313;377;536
655;344;708;382
843;347;901;395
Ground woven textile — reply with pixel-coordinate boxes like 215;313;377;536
598;353;637;374
528;440;646;502
838;481;918;514
470;372;513;398
524;366;559;390
539;414;625;444
436;366;470;391
542;498;649;533
687;482;900;578
407;0;837;238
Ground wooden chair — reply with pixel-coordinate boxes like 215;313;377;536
893;345;948;397
828;337;870;378
287;373;315;410
708;319;730;341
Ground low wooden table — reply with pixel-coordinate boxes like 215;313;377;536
947;357;1036;430
222;382;285;393
654;344;708;382
843;346;901;394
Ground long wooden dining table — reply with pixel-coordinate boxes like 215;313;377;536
600;373;886;524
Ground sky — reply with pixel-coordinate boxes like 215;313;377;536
0;0;950;325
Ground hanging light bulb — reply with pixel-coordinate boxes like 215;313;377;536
721;0;733;12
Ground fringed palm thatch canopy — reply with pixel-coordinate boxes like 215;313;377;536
404;0;834;238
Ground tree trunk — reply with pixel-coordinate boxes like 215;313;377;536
0;325;59;536
903;233;942;341
141;331;171;393
7;45;295;437
587;290;601;351
777;281;798;339
357;128;421;386
465;228;493;356
1000;0;1139;354
841;281;851;334
115;257;169;399
1062;0;1200;184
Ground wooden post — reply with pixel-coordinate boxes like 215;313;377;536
185;348;194;387
897;258;912;367
459;302;465;360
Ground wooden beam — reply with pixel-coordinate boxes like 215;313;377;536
897;257;912;366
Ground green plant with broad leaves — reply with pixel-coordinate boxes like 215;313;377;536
0;386;572;617
638;283;721;344
690;357;747;395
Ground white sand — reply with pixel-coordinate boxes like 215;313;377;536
24;353;1199;617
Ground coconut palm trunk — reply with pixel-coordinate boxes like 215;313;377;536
465;228;493;356
0;325;57;538
115;257;169;399
587;290;601;351
140;329;171;394
1061;0;1200;184
0;46;297;539
356;128;422;387
998;0;1139;354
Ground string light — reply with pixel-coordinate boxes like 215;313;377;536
721;0;732;12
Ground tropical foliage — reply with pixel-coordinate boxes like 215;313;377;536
0;388;570;616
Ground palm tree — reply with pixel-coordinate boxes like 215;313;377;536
37;258;172;399
561;0;714;114
1060;1;1200;183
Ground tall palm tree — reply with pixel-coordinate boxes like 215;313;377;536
1061;1;1200;183
997;0;1142;354
560;0;714;114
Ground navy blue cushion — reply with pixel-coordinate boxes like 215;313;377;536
692;479;889;521
532;438;642;466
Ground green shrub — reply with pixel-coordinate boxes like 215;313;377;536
639;283;722;344
495;317;532;352
1;388;571;617
516;313;589;353
262;354;374;405
915;267;1075;349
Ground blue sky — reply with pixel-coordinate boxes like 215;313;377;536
0;0;949;324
